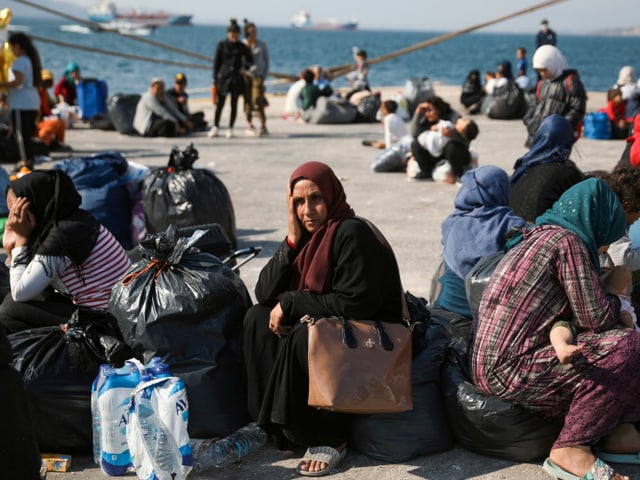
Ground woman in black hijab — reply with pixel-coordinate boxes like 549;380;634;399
1;170;130;333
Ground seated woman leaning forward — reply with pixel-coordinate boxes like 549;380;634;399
243;161;404;477
1;170;131;334
471;178;640;480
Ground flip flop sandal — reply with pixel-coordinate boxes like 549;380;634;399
543;457;617;480
296;445;347;477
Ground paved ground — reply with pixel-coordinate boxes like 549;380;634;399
40;85;640;479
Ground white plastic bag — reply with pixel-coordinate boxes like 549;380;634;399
127;375;192;480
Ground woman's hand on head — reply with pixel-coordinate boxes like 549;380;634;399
269;302;291;337
287;188;303;248
6;197;36;246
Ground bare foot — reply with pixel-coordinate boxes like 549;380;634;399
550;446;629;479
603;423;640;454
298;458;329;474
556;344;583;364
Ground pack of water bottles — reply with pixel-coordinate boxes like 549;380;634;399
91;357;193;479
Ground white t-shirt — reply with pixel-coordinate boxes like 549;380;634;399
7;55;40;110
417;119;454;157
383;113;408;147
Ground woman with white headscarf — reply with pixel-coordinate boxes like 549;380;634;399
523;45;586;148
614;66;640;119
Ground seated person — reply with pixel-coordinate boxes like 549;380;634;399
133;77;192;137
312;65;333;97
408;117;478;181
37;68;71;152
0;170;131;334
243;161;404;477
510;114;584;223
364;100;408;149
298;69;321;112
606;87;630;139
166;72;207;131
53;61;80;105
345;47;370;98
431;165;526;319
471;178;640;480
460;69;484;114
282;70;306;120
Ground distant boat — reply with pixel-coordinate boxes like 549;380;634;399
88;1;192;27
59;24;93;34
59;21;154;36
290;11;358;31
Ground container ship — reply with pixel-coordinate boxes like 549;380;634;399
89;2;192;27
290;11;358;31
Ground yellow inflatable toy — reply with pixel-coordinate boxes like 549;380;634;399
0;8;15;89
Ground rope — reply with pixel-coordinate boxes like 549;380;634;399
121;258;170;285
12;0;299;81
327;0;568;78
28;33;211;70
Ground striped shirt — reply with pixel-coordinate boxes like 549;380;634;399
10;226;131;310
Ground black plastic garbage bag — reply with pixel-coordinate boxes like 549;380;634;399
371;144;408;172
0;327;41;479
109;226;252;438
9;310;132;453
441;342;562;462
349;317;453;462
355;94;381;123
108;93;141;135
143;144;237;248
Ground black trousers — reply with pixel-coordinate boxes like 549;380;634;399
147;115;177;137
0;292;78;335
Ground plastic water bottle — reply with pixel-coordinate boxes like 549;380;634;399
190;422;267;472
91;364;113;465
99;361;141;475
127;365;192;480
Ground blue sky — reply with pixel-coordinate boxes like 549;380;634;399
62;0;638;33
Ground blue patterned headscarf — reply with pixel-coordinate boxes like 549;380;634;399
441;165;526;279
511;114;575;184
508;178;626;273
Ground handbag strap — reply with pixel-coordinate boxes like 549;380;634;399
355;216;411;325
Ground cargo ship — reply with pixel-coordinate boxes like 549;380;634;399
88;2;192;27
290;11;358;30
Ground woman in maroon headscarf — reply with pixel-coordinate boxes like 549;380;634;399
243;161;404;476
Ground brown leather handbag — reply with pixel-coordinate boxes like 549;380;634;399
304;313;413;413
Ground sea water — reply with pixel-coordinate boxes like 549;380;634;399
12;18;640;97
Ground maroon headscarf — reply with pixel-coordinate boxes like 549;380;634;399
289;162;355;293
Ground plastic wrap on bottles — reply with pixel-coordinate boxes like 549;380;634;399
371;144;408;172
126;373;192;480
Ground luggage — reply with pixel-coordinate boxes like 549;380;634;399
302;96;358;124
441;343;561;462
55;152;145;249
9;310;134;453
583;111;612;139
486;81;526;120
355;94;381;123
77;78;109;120
404;77;435;117
109;227;252;438
349;316;453;462
142;144;237;248
108;93;141;134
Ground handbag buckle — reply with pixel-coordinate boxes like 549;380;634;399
300;314;316;325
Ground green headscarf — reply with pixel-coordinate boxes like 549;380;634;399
507;178;626;273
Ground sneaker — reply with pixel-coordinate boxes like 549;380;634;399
246;127;256;136
207;126;219;138
259;126;269;136
226;128;235;138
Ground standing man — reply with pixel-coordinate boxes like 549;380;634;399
133;77;191;137
536;19;557;49
535;19;557;81
243;19;269;136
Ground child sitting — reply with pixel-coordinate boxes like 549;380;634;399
364;100;408;149
550;264;637;364
606;87;630;139
298;68;321;112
